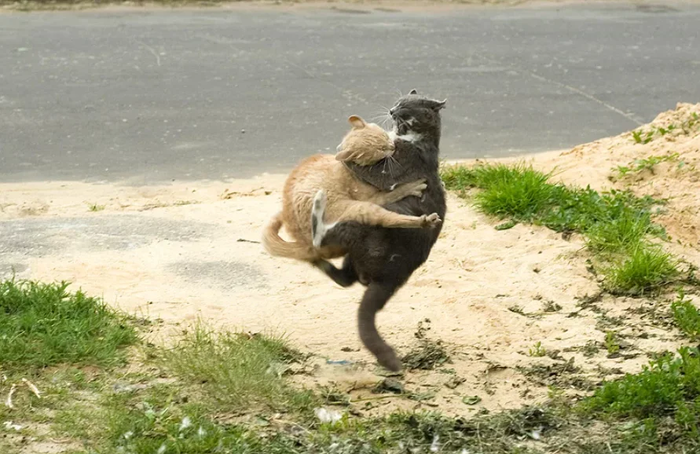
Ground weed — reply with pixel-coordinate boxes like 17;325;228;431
632;129;654;144
87;202;106;212
604;245;680;295
615;153;680;178
528;342;547;357
542;301;562;312
0;279;137;370
671;290;700;341
604;331;621;356
681;112;700;134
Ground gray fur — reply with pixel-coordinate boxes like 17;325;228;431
315;92;447;371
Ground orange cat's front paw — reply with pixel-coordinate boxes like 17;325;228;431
421;213;442;228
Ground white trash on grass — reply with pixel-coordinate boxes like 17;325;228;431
314;407;343;424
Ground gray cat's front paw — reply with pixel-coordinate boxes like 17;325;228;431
421;213;442;228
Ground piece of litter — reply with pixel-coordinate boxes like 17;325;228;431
530;426;542;440
179;416;192;432
157;443;167;454
3;421;22;431
430;435;440;452
22;378;41;398
314;407;342;424
326;359;353;366
5;384;16;409
122;431;134;440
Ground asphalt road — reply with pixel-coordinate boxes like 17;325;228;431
1;3;699;183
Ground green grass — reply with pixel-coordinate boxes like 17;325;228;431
441;163;662;236
6;277;700;453
604;246;680;295
0;279;138;370
56;382;304;454
585;209;657;253
473;165;555;221
584;347;700;426
441;163;679;294
161;322;314;411
579;347;700;452
671;290;700;341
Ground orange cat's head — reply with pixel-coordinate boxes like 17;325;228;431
335;115;395;166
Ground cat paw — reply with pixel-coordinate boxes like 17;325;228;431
409;182;428;197
421;213;442;228
399;178;426;197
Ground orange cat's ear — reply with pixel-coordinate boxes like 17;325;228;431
348;115;366;129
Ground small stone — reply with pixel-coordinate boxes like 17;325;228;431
373;378;404;394
444;375;466;389
462;395;482;405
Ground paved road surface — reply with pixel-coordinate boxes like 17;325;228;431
1;3;699;183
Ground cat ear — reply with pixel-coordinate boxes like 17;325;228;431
430;99;447;111
409;89;418;95
348;115;366;129
335;148;353;162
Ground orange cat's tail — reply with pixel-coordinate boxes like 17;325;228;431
262;213;317;261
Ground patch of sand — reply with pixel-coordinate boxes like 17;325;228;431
1;103;698;417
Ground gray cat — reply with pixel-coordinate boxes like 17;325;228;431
312;90;447;371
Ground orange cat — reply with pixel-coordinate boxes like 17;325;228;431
262;115;441;263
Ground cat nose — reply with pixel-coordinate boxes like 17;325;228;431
389;108;396;115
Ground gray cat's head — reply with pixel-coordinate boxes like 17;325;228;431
389;89;446;137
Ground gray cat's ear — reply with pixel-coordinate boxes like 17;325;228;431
348;115;366;129
409;89;418;95
430;99;447;111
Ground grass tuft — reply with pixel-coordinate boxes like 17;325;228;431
0;279;137;369
585;209;656;253
671;290;700;341
162;321;311;410
604;246;680;295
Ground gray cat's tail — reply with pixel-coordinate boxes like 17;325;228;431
262;213;318;261
358;282;402;372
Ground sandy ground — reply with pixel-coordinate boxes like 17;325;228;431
1;103;698;417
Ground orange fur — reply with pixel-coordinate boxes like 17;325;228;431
262;116;439;262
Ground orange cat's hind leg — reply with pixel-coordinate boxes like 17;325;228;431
312;190;337;248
